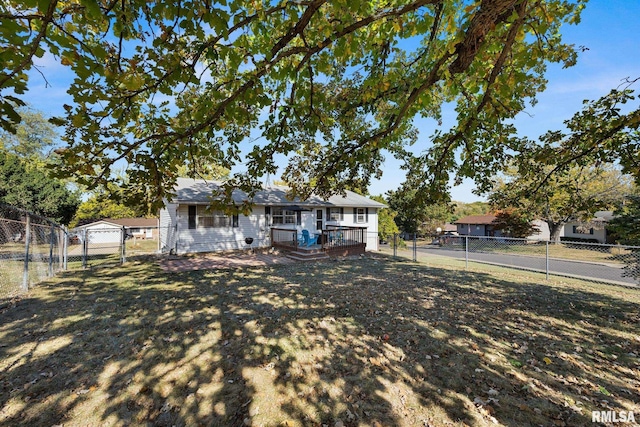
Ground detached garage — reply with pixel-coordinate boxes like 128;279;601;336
73;218;159;244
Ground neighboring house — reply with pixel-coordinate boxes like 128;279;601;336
443;223;458;234
562;211;613;243
454;214;551;240
454;215;504;237
159;178;385;254
74;218;159;243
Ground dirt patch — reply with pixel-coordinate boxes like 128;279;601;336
159;250;296;272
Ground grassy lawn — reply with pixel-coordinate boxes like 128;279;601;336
0;257;58;299
125;238;159;255
1;255;639;426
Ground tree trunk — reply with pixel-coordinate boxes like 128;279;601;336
547;221;565;243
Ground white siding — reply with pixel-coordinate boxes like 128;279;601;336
159;203;178;253
563;222;605;243
526;220;552;241
175;205;268;254
327;206;379;251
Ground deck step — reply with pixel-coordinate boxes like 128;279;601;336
285;250;329;262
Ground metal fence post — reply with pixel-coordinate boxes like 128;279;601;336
413;233;417;262
63;228;68;270
545;240;549;280
22;213;31;292
82;228;88;269
121;226;126;264
393;233;397;258
465;235;469;269
48;223;55;277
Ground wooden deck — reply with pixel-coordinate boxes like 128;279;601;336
271;226;367;259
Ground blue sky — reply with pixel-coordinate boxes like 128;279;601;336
369;0;640;201
369;0;640;202
21;0;640;202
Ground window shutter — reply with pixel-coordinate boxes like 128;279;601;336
353;208;357;223
296;211;301;225
365;208;369;223
340;207;344;220
232;214;239;228
326;207;331;220
188;205;197;229
265;206;271;226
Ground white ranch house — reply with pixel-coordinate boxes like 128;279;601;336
159;178;385;255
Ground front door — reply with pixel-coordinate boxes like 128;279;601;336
316;209;323;231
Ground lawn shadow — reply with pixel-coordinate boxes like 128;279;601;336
0;255;638;426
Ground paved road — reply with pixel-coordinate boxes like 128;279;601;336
410;245;638;287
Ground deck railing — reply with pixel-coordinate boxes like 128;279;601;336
321;225;367;255
270;225;367;255
270;227;298;251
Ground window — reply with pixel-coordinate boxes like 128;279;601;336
316;209;323;230
572;225;594;235
271;207;296;225
188;206;197;229
329;207;343;221
356;208;367;224
198;206;231;228
188;205;237;229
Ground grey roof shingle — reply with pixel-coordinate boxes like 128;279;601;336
172;178;386;208
453;214;496;225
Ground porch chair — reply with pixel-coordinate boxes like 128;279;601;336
301;229;318;247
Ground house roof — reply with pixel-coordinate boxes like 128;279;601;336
444;223;457;232
172;177;386;208
454;214;496;225
593;211;614;222
78;218;158;228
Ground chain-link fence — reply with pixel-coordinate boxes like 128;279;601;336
0;205;65;298
377;232;640;287
66;226;161;269
0;205;166;297
4;207;638;297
